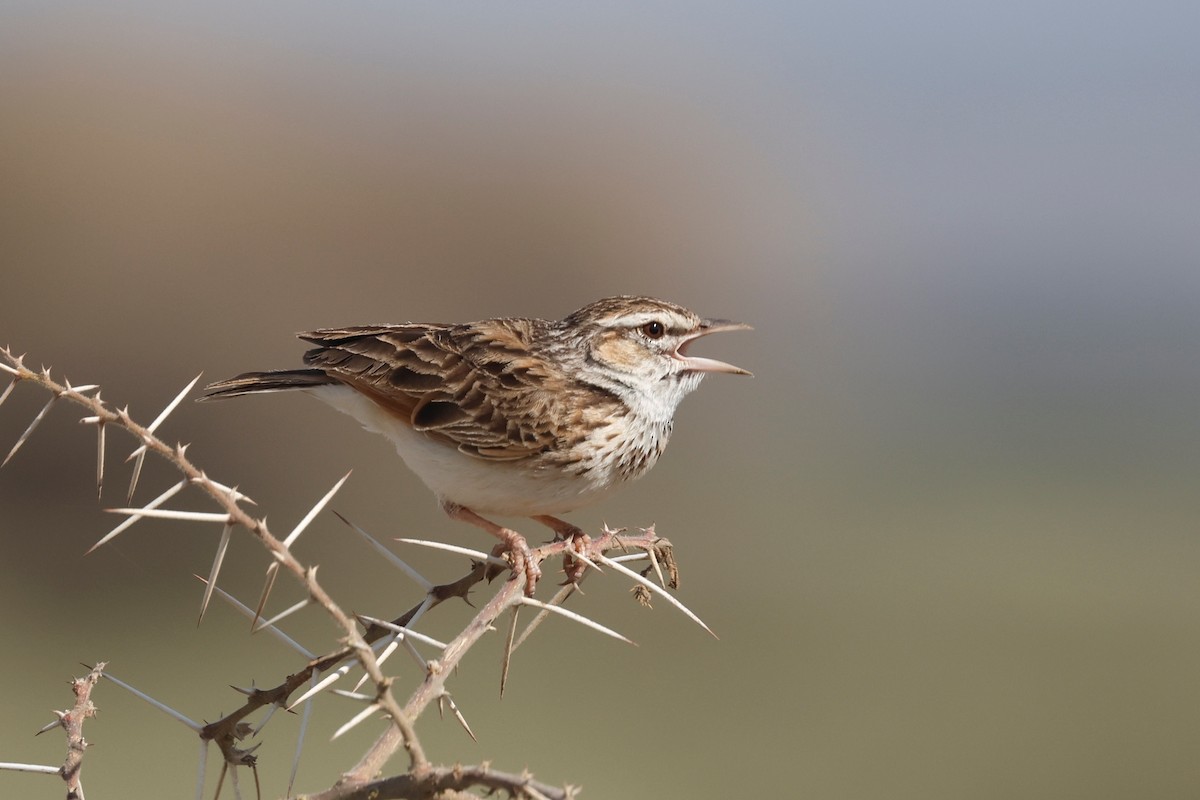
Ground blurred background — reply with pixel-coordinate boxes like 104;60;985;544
2;2;1199;798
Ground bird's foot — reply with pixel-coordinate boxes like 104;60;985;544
530;515;597;585
441;502;542;595
559;529;596;585
495;528;541;596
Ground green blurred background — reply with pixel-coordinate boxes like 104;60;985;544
3;2;1200;798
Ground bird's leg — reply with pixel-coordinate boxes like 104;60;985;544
532;515;592;585
532;514;588;543
442;501;541;595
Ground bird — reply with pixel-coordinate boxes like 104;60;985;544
201;295;751;593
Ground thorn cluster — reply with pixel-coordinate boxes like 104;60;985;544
0;345;713;800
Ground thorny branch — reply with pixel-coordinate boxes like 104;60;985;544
0;347;700;799
0;348;425;780
46;662;106;800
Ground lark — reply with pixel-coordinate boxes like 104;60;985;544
202;296;751;592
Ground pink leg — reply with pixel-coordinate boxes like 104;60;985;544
443;502;541;595
531;515;587;541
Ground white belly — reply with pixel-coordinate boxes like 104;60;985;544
309;385;622;516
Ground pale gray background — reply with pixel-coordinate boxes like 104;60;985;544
3;2;1200;798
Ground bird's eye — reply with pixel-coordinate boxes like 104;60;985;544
641;321;665;339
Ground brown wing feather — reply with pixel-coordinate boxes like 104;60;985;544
298;321;583;462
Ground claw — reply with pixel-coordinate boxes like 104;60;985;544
443;502;542;595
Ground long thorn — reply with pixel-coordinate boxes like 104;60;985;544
351;639;400;692
646;544;667;588
101;668;202;731
252;563;280;630
331;704;380;740
334;511;433;590
124;373;202;504
355;615;448;649
194;476;255;505
147;374;202;434
443;693;477;742
395;537;509;567
517;597;633;644
125;448;146;505
88;479;188;554
514;583;576;651
3;395;57;467
0;377;19;407
287;665;352;710
201;581;313;658
198;523;234;626
0;763;60;774
598;554;717;638
96;420;106;499
253;598;311;633
500;605;519;698
194;740;208;800
287;673;319;797
105;508;232;523
282;471;351;548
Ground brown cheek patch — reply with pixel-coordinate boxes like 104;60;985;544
593;333;643;371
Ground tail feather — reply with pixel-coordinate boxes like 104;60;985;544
201;369;335;400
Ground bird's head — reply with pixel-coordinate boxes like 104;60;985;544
564;296;751;417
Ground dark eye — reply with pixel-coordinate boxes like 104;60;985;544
641;321;665;339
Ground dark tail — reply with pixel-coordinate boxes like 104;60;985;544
200;369;335;400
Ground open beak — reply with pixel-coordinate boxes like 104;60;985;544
675;319;753;376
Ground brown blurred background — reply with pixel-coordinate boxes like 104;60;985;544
3;3;1200;798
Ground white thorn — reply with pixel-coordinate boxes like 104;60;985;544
96;420;106;499
123;374;202;504
204;582;314;658
198;523;234;625
101;669;201;731
0;762;61;775
253;598;311;632
287;673;318;797
597;554;717;638
147;374;203;434
514;583;577;652
334;511;433;590
34;716;62;736
2;395;58;467
104;508;232;524
0;377;19;406
251;562;280;630
355;615;448;649
395;537;509;567
645;544;667;588
518;596;633;644
501;605;519;697
565;546;603;574
194;740;208;800
442;692;476;742
88;479;188;554
282;471;351;548
288;665;352;710
193;475;254;505
229;761;243;800
125;449;146;505
352;638;400;693
331;703;380;740
250;704;280;736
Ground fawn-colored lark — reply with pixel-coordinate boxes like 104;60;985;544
203;296;751;592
